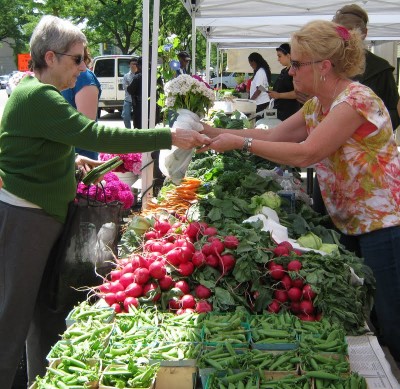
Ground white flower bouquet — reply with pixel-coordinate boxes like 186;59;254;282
164;74;215;118
159;75;215;184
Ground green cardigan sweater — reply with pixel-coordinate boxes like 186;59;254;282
0;76;172;223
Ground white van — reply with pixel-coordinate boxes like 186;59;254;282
92;55;136;113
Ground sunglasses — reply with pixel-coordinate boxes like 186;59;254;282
290;60;322;71
53;51;84;65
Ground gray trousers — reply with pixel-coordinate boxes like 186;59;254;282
0;201;62;388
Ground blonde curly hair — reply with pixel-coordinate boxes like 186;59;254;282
291;20;365;79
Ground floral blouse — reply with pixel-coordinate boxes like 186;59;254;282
303;82;400;235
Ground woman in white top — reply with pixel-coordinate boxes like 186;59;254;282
248;52;272;119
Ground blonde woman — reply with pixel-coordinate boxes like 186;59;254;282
201;20;400;363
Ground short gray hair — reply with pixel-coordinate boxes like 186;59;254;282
30;15;87;70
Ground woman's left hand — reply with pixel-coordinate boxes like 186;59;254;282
75;155;103;174
268;91;279;99
197;133;244;153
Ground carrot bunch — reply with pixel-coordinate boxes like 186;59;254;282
144;177;202;216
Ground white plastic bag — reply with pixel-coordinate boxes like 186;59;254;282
159;108;203;184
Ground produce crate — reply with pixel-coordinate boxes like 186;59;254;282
99;363;158;389
202;322;251;349
149;341;201;367
250;332;299;351
248;349;300;376
299;352;350;377
65;304;115;327
260;374;311;389
49;357;102;389
155;366;197;389
203;369;259;389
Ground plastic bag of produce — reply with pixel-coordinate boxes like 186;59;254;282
159;109;203;185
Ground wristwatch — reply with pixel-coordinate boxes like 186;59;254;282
242;137;253;153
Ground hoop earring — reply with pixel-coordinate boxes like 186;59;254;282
320;75;326;82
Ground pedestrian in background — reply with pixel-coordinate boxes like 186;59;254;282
0;15;209;388
61;47;101;159
121;57;138;128
248;52;272;120
268;43;301;121
176;51;191;76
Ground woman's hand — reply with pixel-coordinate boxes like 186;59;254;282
201;123;222;139
170;127;211;149
75;155;103;174
198;133;244;153
268;90;280;99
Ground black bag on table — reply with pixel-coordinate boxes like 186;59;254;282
40;192;122;313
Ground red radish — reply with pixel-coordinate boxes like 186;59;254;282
195;300;213;313
201;243;212;256
175;280;190;295
104;292;117;306
219;254;236;274
267;299;281;313
293;249;303;256
149;241;165;254
130;254;148;270
111;303;122;313
159;275;174;291
195;285;212;299
115;290;127;303
302;284;317;300
279;274;292;290
119;273;135;289
179;261;194;276
299;300;315;315
133;267;150;285
154;219;171;236
298;313;316;321
149;261;166;279
121;262;135;274
98;282;111;294
205;254;219;268
144;230;158;240
143;282;161;301
203;227;218;236
192;251;206;267
118;258;129;267
210;239;225;254
274;289;288;303
176;308;186;315
273;245;290;257
287;287;302;302
224;235;239;249
166;248;182;266
181;294;196;309
123;296;139;311
278;241;293;251
287;260;302;272
290;301;301;314
269;264;285;280
267;260;277;270
109;281;125;293
162;242;176;254
110;269;123;281
291;277;304;289
184;222;203;241
125;282;143;298
144;239;157;252
169;298;180;310
178;246;194;263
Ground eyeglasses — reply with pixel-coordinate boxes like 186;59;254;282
53;51;84;65
290;60;322;71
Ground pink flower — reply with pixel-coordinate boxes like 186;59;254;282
77;171;134;209
99;153;142;174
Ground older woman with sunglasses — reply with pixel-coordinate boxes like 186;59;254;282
200;20;400;363
0;15;210;388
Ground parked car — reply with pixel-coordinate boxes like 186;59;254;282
209;72;250;89
92;55;137;114
0;75;9;89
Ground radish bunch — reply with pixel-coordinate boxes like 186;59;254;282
266;241;320;321
96;217;239;315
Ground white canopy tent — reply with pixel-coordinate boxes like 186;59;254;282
180;0;400;78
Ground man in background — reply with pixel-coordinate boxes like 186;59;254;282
333;4;400;130
176;51;191;77
121;57;138;128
